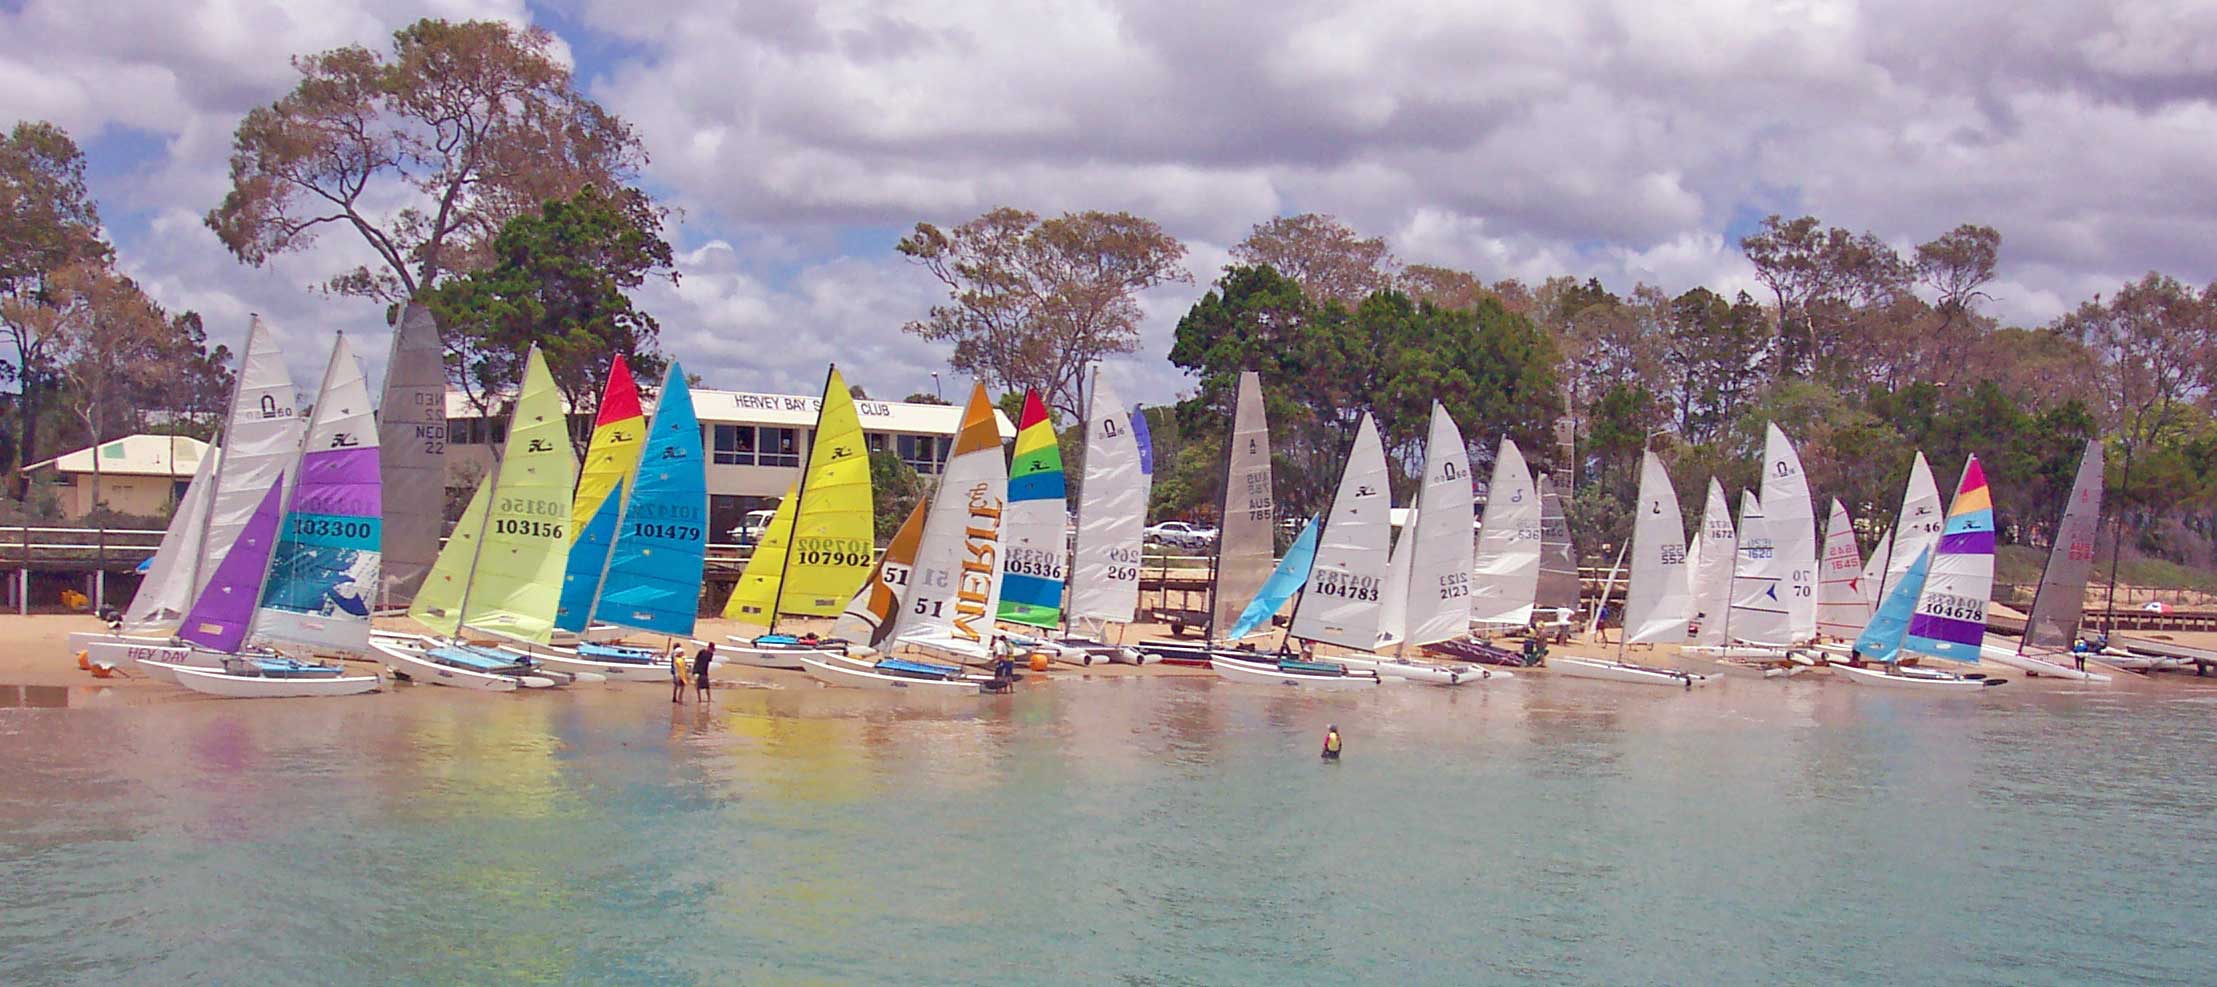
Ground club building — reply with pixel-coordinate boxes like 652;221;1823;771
444;387;1014;540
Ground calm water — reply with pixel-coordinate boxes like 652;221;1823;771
3;673;2213;986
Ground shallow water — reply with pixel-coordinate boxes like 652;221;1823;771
2;673;2213;986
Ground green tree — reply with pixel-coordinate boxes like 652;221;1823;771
207;18;647;303
421;184;675;426
899;207;1189;421
1660;287;1770;443
0;121;110;479
868;451;927;542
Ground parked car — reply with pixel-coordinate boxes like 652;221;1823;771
728;508;778;545
1144;520;1218;549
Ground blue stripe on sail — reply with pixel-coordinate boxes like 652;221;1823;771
1853;547;1929;662
1002;572;1061;608
1903;628;1984;663
1008;471;1064;502
1228;517;1319;640
599;370;707;637
554;484;624;632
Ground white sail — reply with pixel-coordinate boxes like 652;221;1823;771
1879;451;1944;606
1762;423;1818;642
1686;478;1736;645
1376;506;1413;648
1405;403;1475;645
1470;437;1540;626
894;385;1007;655
193;318;305;601
1624;450;1691;644
1729;490;1794;645
1815;498;1868;640
1210;371;1276;639
376;302;447;605
120;444;219;630
1290;414;1390;650
1069;373;1146;623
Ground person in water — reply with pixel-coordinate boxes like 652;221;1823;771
1321;724;1342;760
693;642;715;702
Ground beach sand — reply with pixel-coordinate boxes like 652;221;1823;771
9;612;2214;702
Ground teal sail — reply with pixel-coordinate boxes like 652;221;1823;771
593;365;708;636
1853;546;1931;663
554;485;624;632
1227;517;1320;641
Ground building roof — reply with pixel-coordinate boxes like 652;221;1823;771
445;387;1015;438
26;434;209;478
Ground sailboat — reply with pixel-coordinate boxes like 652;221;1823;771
991;388;1094;664
552;355;647;644
1763;424;1820;644
377;302;447;610
798;383;1002;690
169;335;384;697
1867;452;1945;612
1684;479;1735;647
1135;371;1290;665
1983;439;2111;681
1051;370;1151;663
511;365;710;681
84;317;304;666
370;347;582;691
1206;517;1377;687
721;366;876;668
1834;455;2008;691
1208;414;1393;688
1814;498;1870;641
1533;473;1580;632
1330;403;1503;684
1552;450;1714;687
1469;437;1541;633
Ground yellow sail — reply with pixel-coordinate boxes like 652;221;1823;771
430;348;578;643
721;482;797;625
409;480;490;636
779;367;875;614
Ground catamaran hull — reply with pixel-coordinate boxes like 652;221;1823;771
170;664;382;698
1551;656;1715;688
1979;645;2112;682
1208;654;1380;689
369;638;531;692
84;640;212;681
1135;639;1255;666
69;630;173;655
795;654;991;691
1831;662;2004;691
515;648;678;682
721;637;847;669
1331;654;1508;685
1056;636;1147;664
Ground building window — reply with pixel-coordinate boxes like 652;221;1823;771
865;432;888;454
712;424;756;465
709;495;744;543
757;427;800;467
896;434;944;474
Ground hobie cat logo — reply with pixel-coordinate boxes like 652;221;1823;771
330;432;359;448
527;439;554;453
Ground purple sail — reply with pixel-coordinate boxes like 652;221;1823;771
178;477;286;653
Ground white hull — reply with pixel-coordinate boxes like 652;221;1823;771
70;629;174;654
2098;648;2187;671
369;637;532;692
1682;644;1794;661
1980;645;2112;682
1056;635;1149;664
1208;654;1380;689
493;646;675;682
1551;656;1715;687
170;664;382;698
1331;653;1508;685
722;636;847;669
1831;662;2004;692
85;639;212;681
795;654;991;691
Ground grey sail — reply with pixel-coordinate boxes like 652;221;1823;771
1535;473;1580;613
377;302;448;606
1210;371;1276;640
2024;440;2105;653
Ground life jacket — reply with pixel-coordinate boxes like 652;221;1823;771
1324;731;1342;753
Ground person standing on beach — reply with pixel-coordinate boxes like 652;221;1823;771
1595;604;1614;645
1321;724;1342;760
693;642;715;702
670;642;686;704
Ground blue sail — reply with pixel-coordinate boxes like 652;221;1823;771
1227;517;1319;640
554;483;624;632
594;365;707;636
1853;546;1931;663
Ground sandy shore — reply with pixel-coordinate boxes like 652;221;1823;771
9;612;2214;701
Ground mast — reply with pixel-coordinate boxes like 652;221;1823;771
1718;490;1740;649
181;315;259;614
1202;384;1237;647
764;364;835;636
1063;366;1095;638
579;384;648;634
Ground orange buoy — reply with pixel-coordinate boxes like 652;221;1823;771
76;649;91;670
1028;651;1050;672
89;662;115;679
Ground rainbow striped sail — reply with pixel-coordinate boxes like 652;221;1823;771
998;389;1066;627
1903;455;1994;663
555;356;646;632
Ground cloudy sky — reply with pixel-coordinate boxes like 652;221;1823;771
5;0;2213;407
